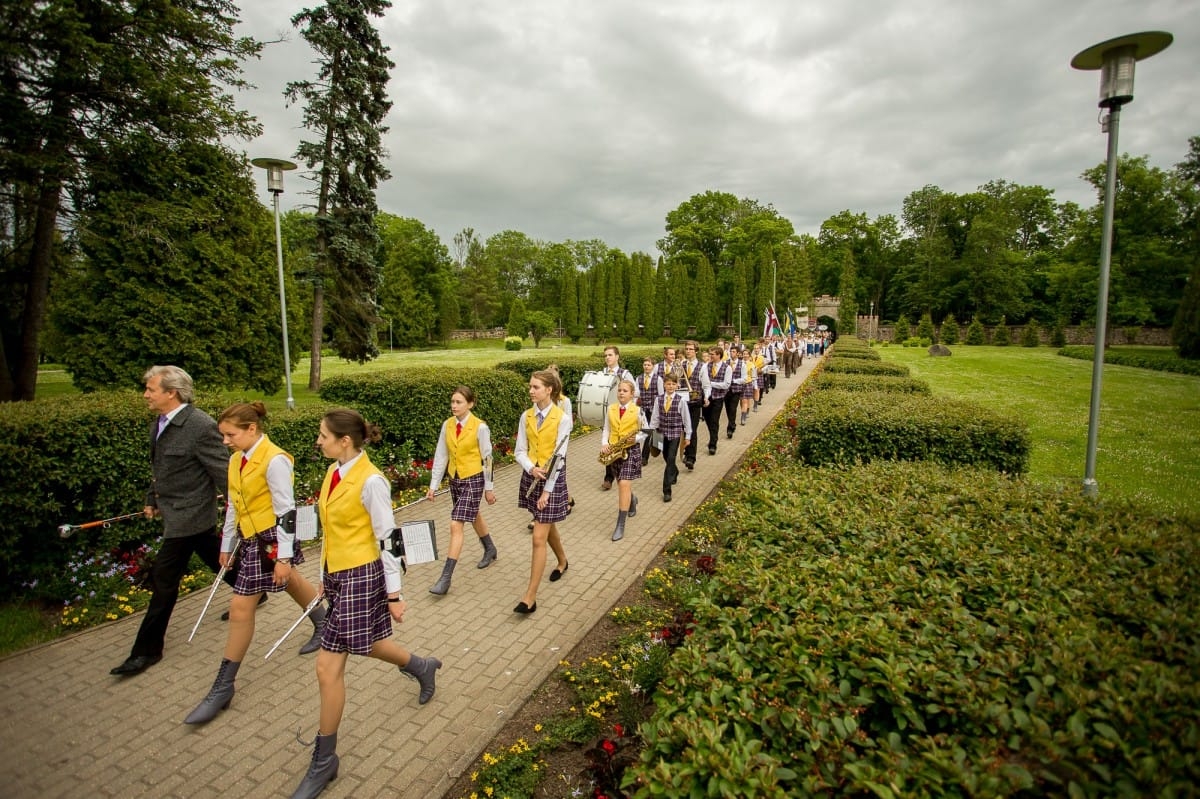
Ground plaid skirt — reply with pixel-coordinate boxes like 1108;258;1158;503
736;380;755;398
449;472;486;523
518;463;570;523
320;559;392;655
614;447;642;482
233;529;306;596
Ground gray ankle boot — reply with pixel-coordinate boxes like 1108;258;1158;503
611;510;628;542
627;494;638;518
289;731;339;799
184;658;240;724
299;601;327;656
400;653;442;704
428;558;457;595
476;535;498;569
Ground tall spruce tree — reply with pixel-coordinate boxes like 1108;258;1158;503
287;0;393;389
0;0;260;401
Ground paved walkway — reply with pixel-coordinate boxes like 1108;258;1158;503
0;355;819;799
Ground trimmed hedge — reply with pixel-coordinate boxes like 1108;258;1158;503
827;349;882;361
1058;345;1200;376
822;358;911;377
318;366;530;458
794;389;1029;474
811;373;932;395
638;460;1200;797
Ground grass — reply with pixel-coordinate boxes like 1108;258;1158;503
875;344;1200;516
0;602;61;654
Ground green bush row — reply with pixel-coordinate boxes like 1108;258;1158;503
318;366;530;459
1058;346;1200;376
810;373;932;395
793;388;1030;474
822;358;911;377
0;367;529;600
636;460;1200;797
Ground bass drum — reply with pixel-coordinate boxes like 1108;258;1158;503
576;370;620;427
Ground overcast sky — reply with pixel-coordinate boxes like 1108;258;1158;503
232;0;1198;256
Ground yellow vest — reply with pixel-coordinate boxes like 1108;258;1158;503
227;437;293;538
607;402;641;445
445;414;483;479
318;455;385;573
524;404;564;468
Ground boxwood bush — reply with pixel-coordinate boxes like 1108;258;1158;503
811;373;932;395
1058;346;1200;377
637;461;1199;797
822;358;912;377
793;389;1029;474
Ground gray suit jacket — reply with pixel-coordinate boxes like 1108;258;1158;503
146;404;229;539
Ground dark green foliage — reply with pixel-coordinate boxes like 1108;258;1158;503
637;461;1199;797
1021;320;1040;347
892;313;910;343
319;367;529;458
1050;320;1067;347
965;317;986;345
941;316;960;345
53;136;282;393
825;349;881;361
822;359;910;377
1175;260;1200;359
1057;346;1200;376
794;389;1029;474
993;315;1011;346
506;298;528;339
811;373;931;394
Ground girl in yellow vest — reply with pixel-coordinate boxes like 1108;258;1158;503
600;379;644;542
183;402;325;725
513;370;572;614
425;385;498;595
289;408;442;799
737;346;758;425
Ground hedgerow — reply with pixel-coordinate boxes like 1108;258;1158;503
1058;346;1200;376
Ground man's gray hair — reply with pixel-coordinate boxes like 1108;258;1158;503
143;365;195;404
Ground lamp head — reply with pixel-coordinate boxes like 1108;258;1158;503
251;157;298;194
1071;31;1172;108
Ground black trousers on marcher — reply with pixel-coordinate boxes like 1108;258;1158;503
722;392;739;435
703;399;723;451
683;400;702;465
661;437;680;493
130;529;235;658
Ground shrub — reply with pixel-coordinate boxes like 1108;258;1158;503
504;335;523;351
1057;346;1200;376
893;314;910;343
965;317;986;345
634;461;1200;798
823;359;910;377
1021;320;1040;347
793;389;1030;474
917;312;935;342
941;316;960;345
1050;320;1067;347
993;315;1011;346
811;373;931;395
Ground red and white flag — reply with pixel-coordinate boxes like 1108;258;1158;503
763;304;782;337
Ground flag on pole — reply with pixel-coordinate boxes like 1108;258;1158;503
763;304;782;337
785;308;798;335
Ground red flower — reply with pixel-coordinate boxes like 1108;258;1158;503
601;739;616;756
613;723;624;738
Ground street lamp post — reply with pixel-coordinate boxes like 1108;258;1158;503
1071;31;1172;498
869;301;875;342
251;157;299;410
737;304;743;339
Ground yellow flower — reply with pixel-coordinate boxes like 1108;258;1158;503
533;723;543;732
484;788;494;798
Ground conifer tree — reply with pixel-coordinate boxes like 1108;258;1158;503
287;0;394;389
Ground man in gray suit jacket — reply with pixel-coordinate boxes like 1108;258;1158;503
111;365;236;676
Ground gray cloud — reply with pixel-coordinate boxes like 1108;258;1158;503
233;0;1199;253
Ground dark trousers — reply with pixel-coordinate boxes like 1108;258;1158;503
661;437;680;493
683;401;702;464
131;529;233;658
703;399;723;450
722;392;739;434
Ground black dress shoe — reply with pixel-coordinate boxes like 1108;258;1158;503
685;461;694;470
513;601;537;614
220;592;267;621
663;491;672;503
726;431;734;439
708;447;716;455
110;654;162;676
549;562;569;582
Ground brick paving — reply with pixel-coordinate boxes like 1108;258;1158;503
0;355;819;799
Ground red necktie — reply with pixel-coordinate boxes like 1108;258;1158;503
329;468;341;496
240;455;248;472
456;421;462;438
619;407;625;418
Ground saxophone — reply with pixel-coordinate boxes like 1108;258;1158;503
598;431;639;465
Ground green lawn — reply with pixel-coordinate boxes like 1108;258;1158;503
876;345;1200;516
